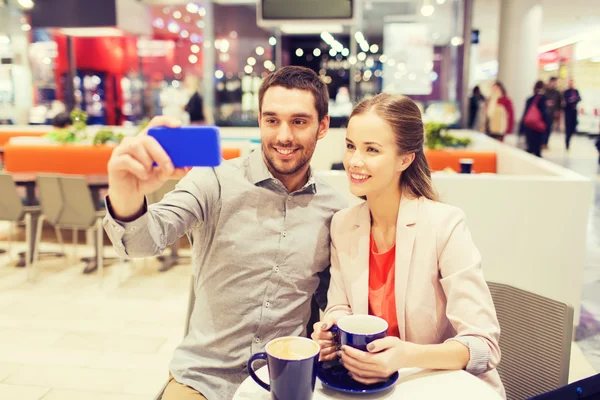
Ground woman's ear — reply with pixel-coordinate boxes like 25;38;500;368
397;153;415;173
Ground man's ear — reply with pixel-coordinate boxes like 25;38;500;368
317;115;330;140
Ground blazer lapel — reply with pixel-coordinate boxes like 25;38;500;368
394;196;419;340
350;202;370;315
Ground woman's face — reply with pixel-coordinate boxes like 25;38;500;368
343;111;412;199
492;84;502;97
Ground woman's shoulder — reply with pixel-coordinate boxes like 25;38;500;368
418;197;467;226
331;201;367;231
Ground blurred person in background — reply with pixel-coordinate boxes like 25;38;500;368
468;86;485;130
543;77;561;149
563;79;581;151
520;80;551;157
484;81;514;141
51;112;72;129
185;89;205;124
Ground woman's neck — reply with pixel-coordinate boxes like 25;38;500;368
367;185;402;230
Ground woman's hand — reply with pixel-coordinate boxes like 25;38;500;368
311;315;339;362
340;337;416;385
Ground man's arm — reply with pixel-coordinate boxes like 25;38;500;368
104;167;219;259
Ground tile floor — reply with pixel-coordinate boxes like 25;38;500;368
0;132;598;399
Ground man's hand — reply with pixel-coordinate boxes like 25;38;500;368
107;116;189;220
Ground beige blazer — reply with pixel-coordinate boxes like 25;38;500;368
325;196;505;398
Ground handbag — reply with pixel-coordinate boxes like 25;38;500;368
523;95;547;133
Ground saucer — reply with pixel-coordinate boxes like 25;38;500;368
317;360;399;394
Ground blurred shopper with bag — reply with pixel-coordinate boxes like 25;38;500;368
520;81;551;157
484;81;514;141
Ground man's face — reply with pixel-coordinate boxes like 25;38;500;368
259;86;329;177
569;79;575;89
549;80;557;89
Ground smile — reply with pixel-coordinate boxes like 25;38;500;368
274;147;298;158
349;173;371;183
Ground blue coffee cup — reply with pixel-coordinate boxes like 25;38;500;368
331;314;388;351
248;336;320;400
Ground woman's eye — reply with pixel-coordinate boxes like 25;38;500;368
367;147;379;153
346;143;355;150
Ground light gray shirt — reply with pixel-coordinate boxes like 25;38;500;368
103;150;346;399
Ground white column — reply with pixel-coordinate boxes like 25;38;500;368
202;0;215;124
497;0;543;128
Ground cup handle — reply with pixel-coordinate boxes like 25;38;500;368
247;352;270;392
329;325;340;347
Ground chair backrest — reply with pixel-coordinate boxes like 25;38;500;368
36;174;97;229
0;173;24;222
57;175;97;229
35;175;64;225
148;179;178;205
487;282;574;400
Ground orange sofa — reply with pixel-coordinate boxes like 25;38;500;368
424;150;497;173
3;144;242;174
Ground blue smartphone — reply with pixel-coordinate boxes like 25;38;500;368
148;125;222;168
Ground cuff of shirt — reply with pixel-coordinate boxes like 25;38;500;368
103;195;150;238
446;335;490;375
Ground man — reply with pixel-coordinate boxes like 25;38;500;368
563;79;581;151
103;66;346;399
544;77;561;148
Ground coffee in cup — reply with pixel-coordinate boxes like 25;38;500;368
248;336;320;400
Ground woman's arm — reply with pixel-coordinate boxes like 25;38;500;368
323;213;353;319
436;208;501;375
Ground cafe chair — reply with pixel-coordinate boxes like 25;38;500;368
487;282;574;400
32;174;119;279
154;277;196;400
0;173;38;266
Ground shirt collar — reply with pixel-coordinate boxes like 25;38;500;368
248;149;317;194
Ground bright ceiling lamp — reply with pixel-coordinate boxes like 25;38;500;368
421;0;434;17
18;0;34;9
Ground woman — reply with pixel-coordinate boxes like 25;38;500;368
519;80;550;157
484;81;514;141
312;93;505;398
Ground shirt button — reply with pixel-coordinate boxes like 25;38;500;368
282;231;287;237
255;337;261;343
274;266;280;272
287;196;292;201
265;301;270;308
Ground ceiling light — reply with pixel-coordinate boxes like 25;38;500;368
173;11;182;19
256;46;265;56
296;48;304;57
172;65;182;74
244;65;253;74
215;70;224;79
313;48;321;57
189;54;198;63
269;37;277;46
18;0;34;9
186;2;199;13
421;4;434;16
247;57;256;66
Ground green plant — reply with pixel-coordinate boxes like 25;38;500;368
425;122;472;149
93;129;115;145
70;109;88;140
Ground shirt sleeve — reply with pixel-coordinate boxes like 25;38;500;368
103;167;220;258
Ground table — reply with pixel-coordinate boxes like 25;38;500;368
233;366;502;400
